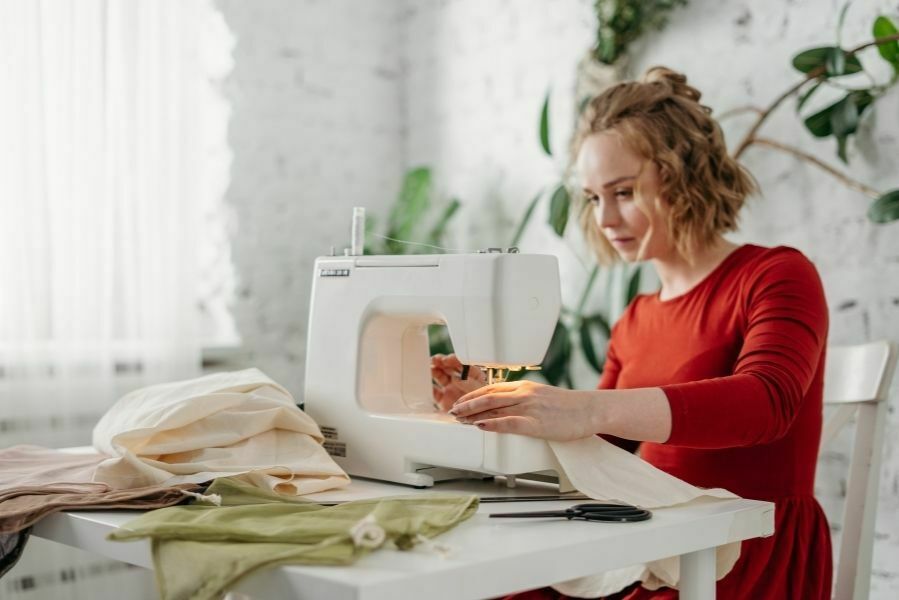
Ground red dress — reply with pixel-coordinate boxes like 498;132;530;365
510;245;833;599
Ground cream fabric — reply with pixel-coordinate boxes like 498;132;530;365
92;369;349;495
548;436;741;598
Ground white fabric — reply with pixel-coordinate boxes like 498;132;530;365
548;436;741;597
92;369;350;495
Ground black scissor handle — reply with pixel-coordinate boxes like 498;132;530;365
489;510;571;518
489;502;652;523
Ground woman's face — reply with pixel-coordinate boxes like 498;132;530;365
576;131;672;262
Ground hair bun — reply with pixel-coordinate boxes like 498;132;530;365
643;66;702;103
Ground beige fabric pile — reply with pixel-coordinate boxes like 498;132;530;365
92;368;349;495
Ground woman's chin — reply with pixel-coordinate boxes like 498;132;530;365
614;249;640;262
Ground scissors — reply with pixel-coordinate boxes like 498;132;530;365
489;503;651;523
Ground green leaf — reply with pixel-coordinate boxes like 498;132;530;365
626;266;642;304
792;46;862;76
868;190;899;223
578;313;612;375
540;321;572;386
590;313;612;338
835;135;849;163
796;80;824;113
386;167;431;249
510;189;543;247
579;319;602;374
425;198;460;247
831;92;859;163
803;90;873;138
804;104;834;137
548;184;571;237
836;2;852;44
873;16;899;71
539;92;552;156
826;46;846;76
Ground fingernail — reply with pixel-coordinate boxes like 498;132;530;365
448;409;457;416
476;422;485;429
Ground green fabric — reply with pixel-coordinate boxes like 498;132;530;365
109;478;479;600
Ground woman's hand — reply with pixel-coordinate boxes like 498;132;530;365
449;380;599;442
431;354;487;413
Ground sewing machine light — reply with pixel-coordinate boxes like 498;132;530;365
477;365;542;385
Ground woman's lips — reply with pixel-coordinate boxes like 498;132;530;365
610;237;636;247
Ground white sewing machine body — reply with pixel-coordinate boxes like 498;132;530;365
303;251;566;487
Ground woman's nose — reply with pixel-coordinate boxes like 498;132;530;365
594;198;620;228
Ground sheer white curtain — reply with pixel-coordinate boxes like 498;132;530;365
0;0;212;447
0;1;230;598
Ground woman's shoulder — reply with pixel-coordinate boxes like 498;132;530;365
739;243;811;262
735;244;822;282
733;245;827;321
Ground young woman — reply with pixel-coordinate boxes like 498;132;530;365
431;67;832;599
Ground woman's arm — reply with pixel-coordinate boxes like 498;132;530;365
454;249;828;448
591;387;671;442
450;382;671;443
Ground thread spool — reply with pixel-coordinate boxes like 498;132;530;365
351;207;365;256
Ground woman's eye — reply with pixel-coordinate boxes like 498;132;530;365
586;194;600;205
615;189;633;199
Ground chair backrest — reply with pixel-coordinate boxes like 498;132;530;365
821;340;897;600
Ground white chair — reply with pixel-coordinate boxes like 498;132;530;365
820;340;897;600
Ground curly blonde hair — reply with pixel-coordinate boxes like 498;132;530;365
572;66;757;264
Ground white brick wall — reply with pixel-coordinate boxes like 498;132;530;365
220;0;899;594
217;0;406;395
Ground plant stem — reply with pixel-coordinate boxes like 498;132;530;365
751;137;881;198
733;32;899;159
717;105;764;121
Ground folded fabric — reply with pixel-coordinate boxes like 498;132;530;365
0;445;108;499
0;445;205;579
109;477;479;600
92;369;350;495
0;483;205;535
547;436;741;598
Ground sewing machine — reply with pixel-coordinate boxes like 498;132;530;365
303;247;570;488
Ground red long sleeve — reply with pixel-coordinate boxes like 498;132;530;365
660;248;828;448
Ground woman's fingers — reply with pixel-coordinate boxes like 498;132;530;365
440;354;464;371
451;388;522;418
470;416;532;435
433;380;486;413
433;384;456;413
453;381;521;407
430;363;452;387
431;353;462;374
455;407;514;422
431;353;485;383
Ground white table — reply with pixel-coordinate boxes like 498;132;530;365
31;477;774;600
